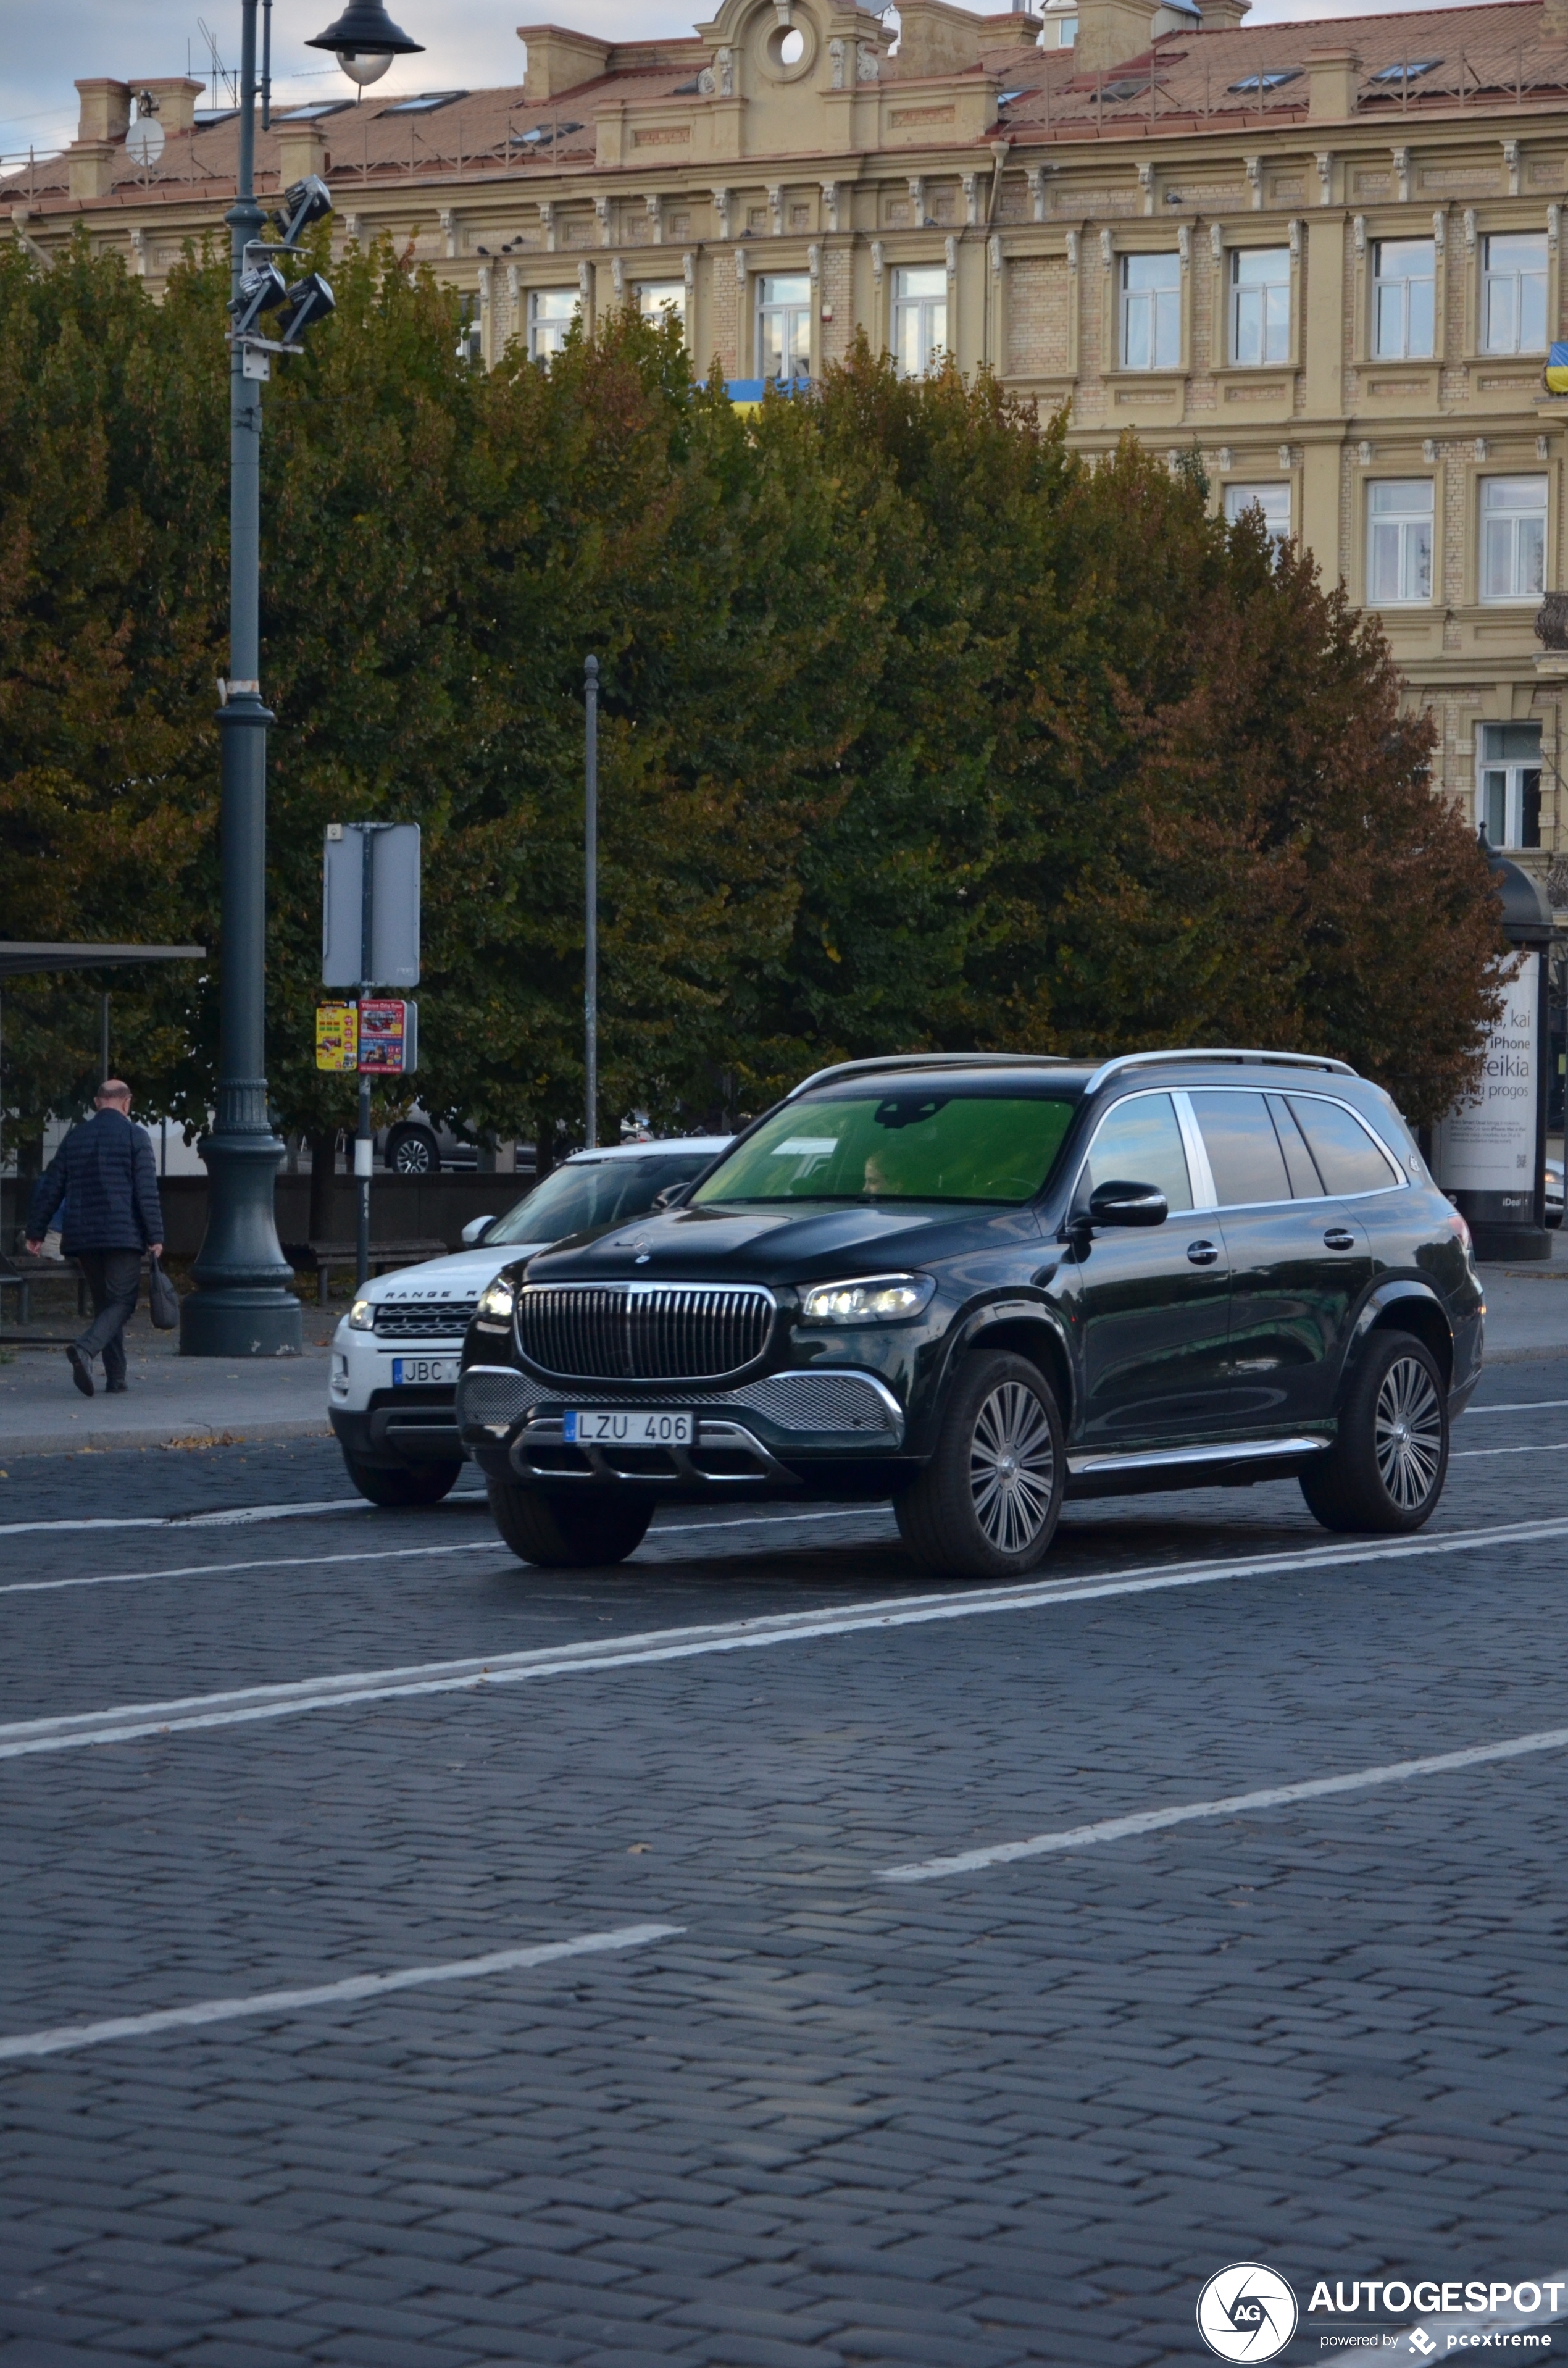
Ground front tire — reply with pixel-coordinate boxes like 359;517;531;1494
487;1482;653;1569
896;1350;1064;1581
343;1452;462;1507
1300;1330;1448;1534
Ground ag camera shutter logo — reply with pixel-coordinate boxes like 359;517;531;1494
1196;2264;1299;2361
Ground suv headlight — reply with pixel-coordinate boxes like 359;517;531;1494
477;1276;515;1321
347;1297;375;1331
799;1274;935;1326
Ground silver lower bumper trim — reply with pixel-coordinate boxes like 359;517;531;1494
1067;1434;1329;1479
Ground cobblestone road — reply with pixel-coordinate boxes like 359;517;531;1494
2;1366;1567;2366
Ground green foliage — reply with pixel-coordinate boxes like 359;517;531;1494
0;243;1503;1167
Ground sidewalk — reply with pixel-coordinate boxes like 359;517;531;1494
0;1310;338;1457
1476;1220;1568;1363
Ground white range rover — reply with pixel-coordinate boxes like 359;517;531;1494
328;1136;730;1504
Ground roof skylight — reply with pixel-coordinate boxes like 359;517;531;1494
1228;69;1301;93
1369;57;1442;82
381;90;469;113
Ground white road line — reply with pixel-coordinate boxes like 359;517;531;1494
1453;1439;1568;1457
1466;1398;1568;1416
880;1725;1568;1882
0;1539;503;1600
0;1505;897;1602
2;1512;1566;1763
0;1923;682;2065
0;1494;488;1540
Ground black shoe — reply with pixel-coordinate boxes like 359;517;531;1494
106;1379;127;1394
67;1344;94;1398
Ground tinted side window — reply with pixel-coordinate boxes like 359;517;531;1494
1191;1090;1291;1207
1287;1097;1401;1196
1084;1092;1193;1211
1266;1093;1324;1198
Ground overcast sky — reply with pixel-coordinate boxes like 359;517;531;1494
2;0;1480;160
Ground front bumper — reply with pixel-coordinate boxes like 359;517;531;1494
456;1363;906;1491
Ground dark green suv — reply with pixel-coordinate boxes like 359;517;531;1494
457;1050;1483;1579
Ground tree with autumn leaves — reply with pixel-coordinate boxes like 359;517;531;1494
1;227;1502;1195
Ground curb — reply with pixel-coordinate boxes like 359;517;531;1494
0;1419;336;1459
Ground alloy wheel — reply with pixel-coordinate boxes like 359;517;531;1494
969;1380;1056;1555
1373;1354;1443;1512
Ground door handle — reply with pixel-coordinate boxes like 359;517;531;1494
1186;1239;1220;1266
1324;1229;1357;1251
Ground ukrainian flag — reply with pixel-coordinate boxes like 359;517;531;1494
1545;343;1568;394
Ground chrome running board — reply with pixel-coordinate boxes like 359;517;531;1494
1067;1436;1328;1478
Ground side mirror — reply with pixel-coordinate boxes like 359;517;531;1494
1088;1179;1169;1228
651;1181;691;1212
461;1214;496;1247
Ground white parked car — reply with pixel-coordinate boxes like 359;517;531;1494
328;1136;730;1504
1547;1157;1564;1229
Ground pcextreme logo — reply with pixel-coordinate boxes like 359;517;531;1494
1198;2264;1300;2361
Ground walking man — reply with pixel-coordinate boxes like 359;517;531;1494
25;1081;165;1397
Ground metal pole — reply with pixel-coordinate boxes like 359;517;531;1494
584;653;599;1150
180;0;301;1355
356;823;375;1289
99;992;109;1082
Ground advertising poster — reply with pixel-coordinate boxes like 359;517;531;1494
314;1002;358;1072
1432;951;1538;1197
357;998;417;1074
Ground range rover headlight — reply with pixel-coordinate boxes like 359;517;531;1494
347;1297;376;1331
799;1274;935;1326
477;1276;516;1321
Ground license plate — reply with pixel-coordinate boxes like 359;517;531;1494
391;1357;459;1387
564;1408;693;1445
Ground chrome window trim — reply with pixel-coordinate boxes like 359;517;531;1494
1179;1082;1407;1211
1171;1090;1217;1209
1069;1086;1209;1215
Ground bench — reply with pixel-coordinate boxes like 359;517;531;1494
0;1253;89;1328
306;1238;451;1307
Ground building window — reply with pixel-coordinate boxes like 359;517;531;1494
1480;475;1548;602
636;280;686;340
893;264;948;378
1224;481;1291;549
1372;238;1435;359
528;287;578;363
1120;251;1181;371
1478;722;1542;848
1367;479;1434;605
1230;246;1290;365
756;272;811;382
1483;232;1548;354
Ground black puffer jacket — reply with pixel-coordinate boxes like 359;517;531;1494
28;1109;164;1254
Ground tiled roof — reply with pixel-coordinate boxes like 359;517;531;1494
6;0;1568;206
999;0;1568;141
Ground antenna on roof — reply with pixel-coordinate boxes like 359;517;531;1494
196;17;239;109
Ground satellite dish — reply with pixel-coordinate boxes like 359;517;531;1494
127;116;165;168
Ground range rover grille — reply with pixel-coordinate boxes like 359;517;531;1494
372;1299;476;1339
517;1284;774;1381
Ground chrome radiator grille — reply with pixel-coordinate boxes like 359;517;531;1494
517;1284;774;1381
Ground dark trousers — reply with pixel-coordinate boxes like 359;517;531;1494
75;1250;142;1386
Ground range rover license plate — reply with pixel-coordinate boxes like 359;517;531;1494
564;1408;694;1445
391;1357;459;1387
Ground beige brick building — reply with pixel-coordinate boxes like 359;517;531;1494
8;0;1568;910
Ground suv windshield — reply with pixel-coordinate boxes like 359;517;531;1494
693;1092;1077;1207
485;1151;716;1247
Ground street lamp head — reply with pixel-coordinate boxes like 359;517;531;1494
273;271;336;345
305;0;425;86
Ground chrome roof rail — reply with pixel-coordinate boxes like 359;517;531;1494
787;1051;1079;1100
1083;1047;1358;1094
